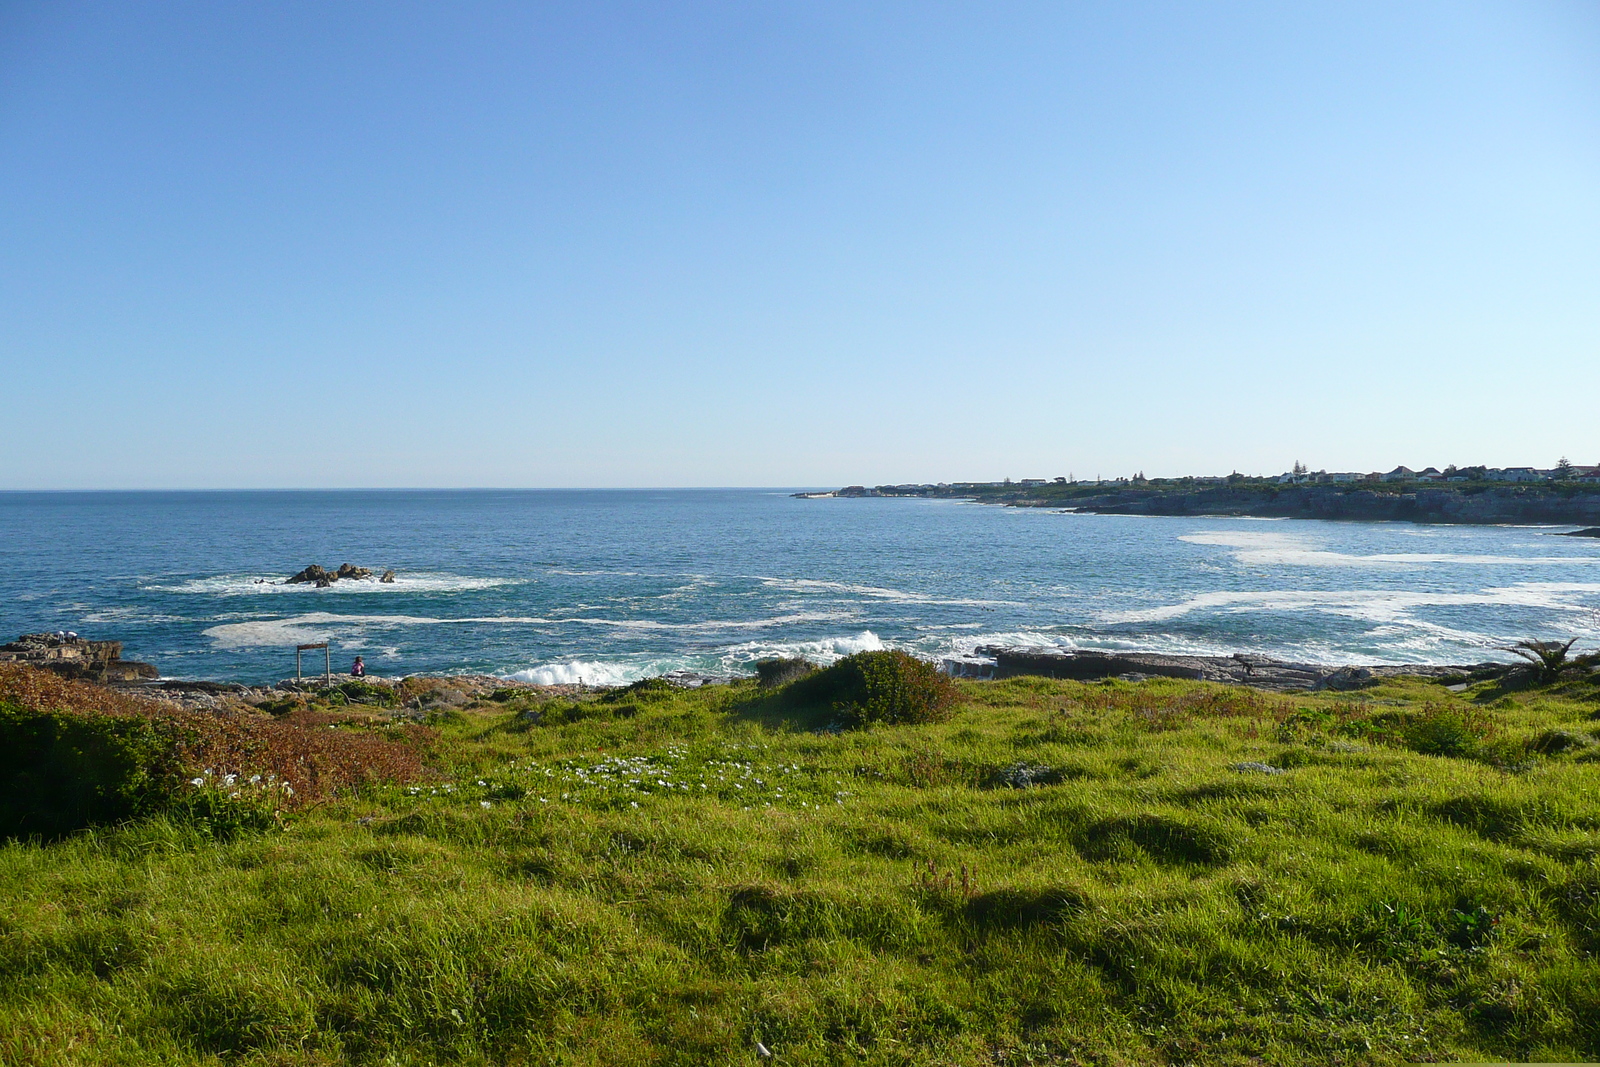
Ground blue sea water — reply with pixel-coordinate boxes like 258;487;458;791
2;489;1598;685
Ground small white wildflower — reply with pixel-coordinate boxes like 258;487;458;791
480;801;492;809
190;777;205;787
630;801;639;809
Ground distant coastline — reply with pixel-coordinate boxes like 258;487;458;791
802;478;1600;526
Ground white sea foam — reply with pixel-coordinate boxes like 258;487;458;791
202;609;863;649
79;607;191;624
714;630;887;668
553;610;853;632
506;660;675;686
1102;583;1600;627
147;572;524;596
754;576;1024;607
1179;530;1600;568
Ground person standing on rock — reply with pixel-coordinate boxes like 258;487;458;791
351;656;365;678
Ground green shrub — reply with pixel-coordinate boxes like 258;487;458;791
0;703;287;841
790;650;957;726
0;703;173;839
753;657;817;688
1386;704;1497;757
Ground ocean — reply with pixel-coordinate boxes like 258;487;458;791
2;489;1597;685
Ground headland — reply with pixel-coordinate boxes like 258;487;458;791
809;473;1600;525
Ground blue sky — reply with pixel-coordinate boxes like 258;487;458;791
2;1;1597;488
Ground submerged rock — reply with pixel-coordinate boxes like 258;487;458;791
380;569;396;583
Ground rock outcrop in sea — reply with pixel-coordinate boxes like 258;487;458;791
285;563;384;587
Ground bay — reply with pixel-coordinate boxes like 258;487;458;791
2;489;1597;684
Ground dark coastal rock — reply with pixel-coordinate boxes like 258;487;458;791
0;632;157;683
287;563;383;585
380;569;396;583
1564;527;1600;538
975;646;1502;693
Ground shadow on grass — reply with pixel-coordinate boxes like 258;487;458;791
720;687;840;733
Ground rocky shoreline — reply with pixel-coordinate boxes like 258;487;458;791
970;646;1506;692
3;627;1517;712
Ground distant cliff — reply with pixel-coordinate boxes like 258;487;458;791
820;483;1600;525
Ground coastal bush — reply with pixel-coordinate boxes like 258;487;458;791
790;649;957;726
0;704;172;838
754;656;816;688
0;664;434;837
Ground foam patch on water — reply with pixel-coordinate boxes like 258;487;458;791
715;630;887;667
147;572;525;596
1179;530;1600;568
1102;583;1600;627
506;661;653;686
78;607;192;624
755;576;1024;607
553;610;854;632
202;609;864;648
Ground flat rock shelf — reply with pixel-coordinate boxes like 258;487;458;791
975;646;1499;692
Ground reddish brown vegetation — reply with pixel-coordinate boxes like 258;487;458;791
1064;682;1294;731
0;664;435;807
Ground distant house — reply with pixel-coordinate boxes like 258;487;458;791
1500;467;1545;483
1380;466;1416;483
1574;466;1600;484
1416;467;1446;482
1017;479;1047;487
1325;472;1362;483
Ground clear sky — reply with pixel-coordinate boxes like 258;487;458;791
2;1;1597;489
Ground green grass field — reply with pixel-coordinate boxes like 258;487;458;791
2;670;1598;1065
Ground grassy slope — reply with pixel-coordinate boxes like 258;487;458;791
2;675;1598;1066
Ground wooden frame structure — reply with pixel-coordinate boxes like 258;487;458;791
295;642;331;685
